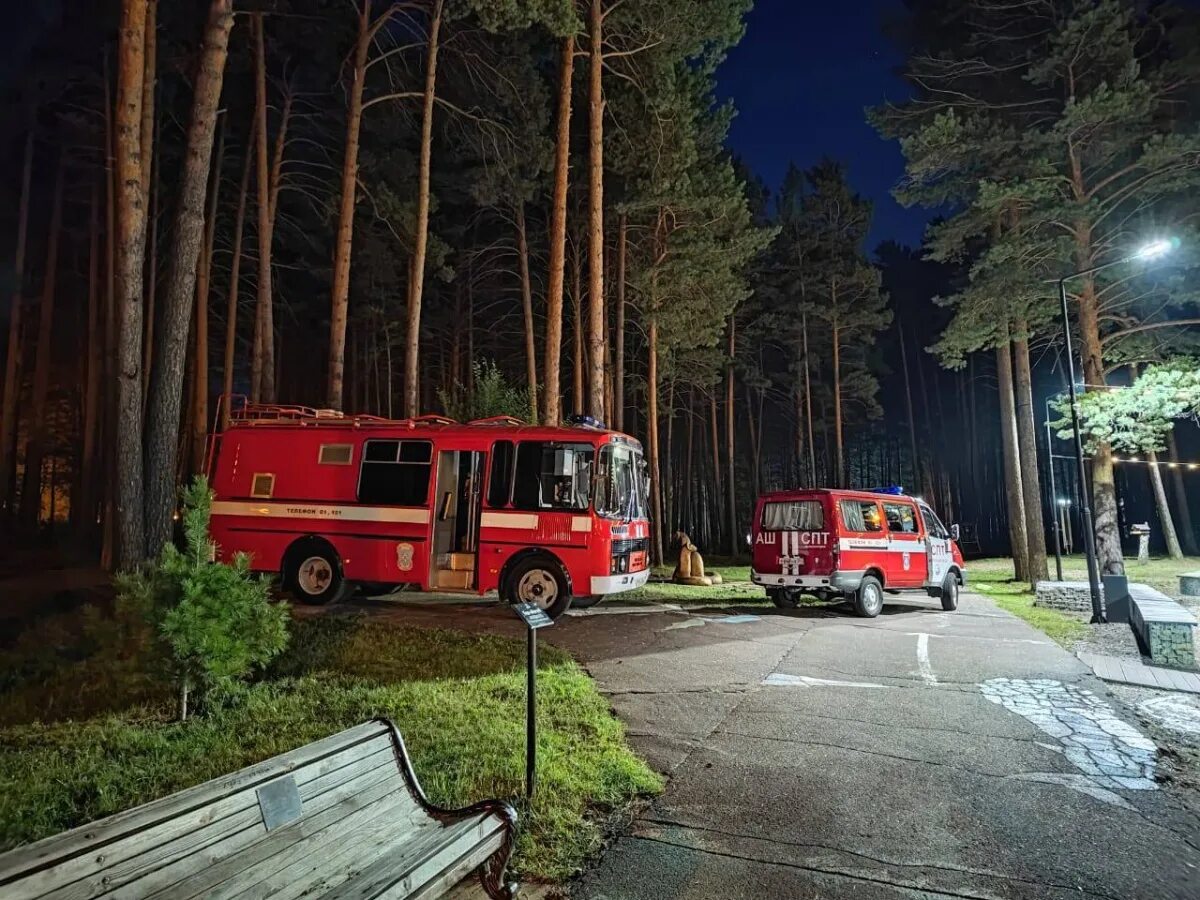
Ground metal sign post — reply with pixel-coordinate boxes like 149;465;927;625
511;602;554;799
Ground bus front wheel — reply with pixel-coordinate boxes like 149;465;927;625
504;555;572;620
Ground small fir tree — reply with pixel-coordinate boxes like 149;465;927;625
117;477;290;720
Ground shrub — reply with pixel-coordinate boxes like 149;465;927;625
117;477;290;719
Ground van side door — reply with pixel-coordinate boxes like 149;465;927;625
882;500;927;588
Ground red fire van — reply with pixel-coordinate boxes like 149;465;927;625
207;400;651;618
750;487;966;617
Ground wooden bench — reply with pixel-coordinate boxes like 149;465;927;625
0;719;517;900
1129;583;1198;670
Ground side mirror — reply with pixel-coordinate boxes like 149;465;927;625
950;524;960;542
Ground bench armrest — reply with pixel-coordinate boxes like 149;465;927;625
377;718;518;900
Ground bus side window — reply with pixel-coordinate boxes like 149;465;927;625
358;439;433;506
487;441;515;507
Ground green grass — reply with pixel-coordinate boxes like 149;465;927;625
0;614;661;882
1033;553;1200;599
611;565;770;607
968;559;1089;647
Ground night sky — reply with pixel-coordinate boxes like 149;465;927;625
716;0;929;252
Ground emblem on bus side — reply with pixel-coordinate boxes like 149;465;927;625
396;543;414;572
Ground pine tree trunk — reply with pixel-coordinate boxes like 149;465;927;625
20;162;65;527
191;119;224;475
221;117;254;430
571;237;583;416
78;182;102;535
403;0;443;419
802;311;815;485
143;0;233;559
996;337;1029;581
101;63;118;569
114;0;149;567
251;13;276;403
685;386;695;533
647;313;663;565
726;316;737;555
1146;450;1183;559
585;0;605;420
1075;276;1123;574
832;310;843;488
614;213;626;432
142;114;159;404
327;1;372;410
541;35;574;426
664;381;674;534
1013;332;1048;581
138;0;157;403
1166;431;1197;555
898;316;919;490
709;391;722;549
0;126;33;519
515;202;538;422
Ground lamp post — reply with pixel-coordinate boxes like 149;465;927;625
1055;238;1175;624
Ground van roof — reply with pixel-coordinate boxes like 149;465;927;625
759;488;921;504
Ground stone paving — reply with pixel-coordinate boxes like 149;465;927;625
979;677;1158;791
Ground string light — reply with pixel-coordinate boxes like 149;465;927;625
1111;456;1200;468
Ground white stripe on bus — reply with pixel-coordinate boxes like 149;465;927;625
480;512;540;529
210;501;430;524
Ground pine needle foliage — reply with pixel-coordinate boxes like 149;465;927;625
116;477;290;719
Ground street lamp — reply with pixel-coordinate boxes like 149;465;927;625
1056;238;1177;623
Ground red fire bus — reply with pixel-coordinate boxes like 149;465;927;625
207;401;651;618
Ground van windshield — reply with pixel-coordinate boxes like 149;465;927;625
761;500;824;531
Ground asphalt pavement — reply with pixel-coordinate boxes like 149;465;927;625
552;593;1200;900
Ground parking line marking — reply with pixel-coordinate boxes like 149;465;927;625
916;632;938;684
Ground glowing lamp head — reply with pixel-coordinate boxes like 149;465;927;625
1135;238;1176;261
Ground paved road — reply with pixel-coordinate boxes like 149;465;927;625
301;590;1200;898
551;593;1200;900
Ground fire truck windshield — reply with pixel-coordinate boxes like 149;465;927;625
596;444;643;520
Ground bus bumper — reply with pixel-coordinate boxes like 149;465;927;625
590;568;652;595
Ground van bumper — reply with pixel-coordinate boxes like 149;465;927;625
752;570;866;592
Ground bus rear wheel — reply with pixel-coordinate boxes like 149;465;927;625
284;541;351;606
504;555;572;620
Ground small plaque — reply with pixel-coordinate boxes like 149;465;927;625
513;602;554;630
257;775;302;831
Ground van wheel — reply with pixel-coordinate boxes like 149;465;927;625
940;574;960;611
284;541;351;606
505;555;572;620
852;575;884;618
769;588;799;609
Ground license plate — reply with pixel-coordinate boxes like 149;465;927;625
630;551;647;571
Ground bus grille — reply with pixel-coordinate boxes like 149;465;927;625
612;538;648;555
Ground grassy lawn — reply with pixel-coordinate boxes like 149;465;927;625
0;613;661;882
1041;554;1200;599
968;562;1089;647
610;564;770;607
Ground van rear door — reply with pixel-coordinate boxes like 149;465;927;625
754;495;834;576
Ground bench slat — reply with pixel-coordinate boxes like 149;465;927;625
0;721;392;887
223;803;459;900
321;815;503;900
14;738;398;900
401;830;505;900
207;790;419;900
105;759;407;900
